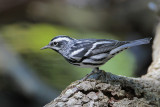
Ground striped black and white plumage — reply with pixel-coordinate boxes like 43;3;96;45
41;35;151;71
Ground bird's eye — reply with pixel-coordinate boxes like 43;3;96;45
50;42;58;46
53;42;58;46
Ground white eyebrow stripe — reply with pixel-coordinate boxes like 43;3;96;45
53;37;71;42
70;48;85;57
85;41;112;56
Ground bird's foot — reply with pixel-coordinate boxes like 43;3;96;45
81;71;97;81
81;68;106;81
81;68;99;81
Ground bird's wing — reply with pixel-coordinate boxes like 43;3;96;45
83;39;127;57
68;40;94;61
69;39;127;61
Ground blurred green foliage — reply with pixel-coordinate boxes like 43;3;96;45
0;23;135;90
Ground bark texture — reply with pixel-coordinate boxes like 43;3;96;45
44;24;160;107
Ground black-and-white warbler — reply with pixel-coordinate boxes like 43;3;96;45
41;35;151;79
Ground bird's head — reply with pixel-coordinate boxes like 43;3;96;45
41;35;73;52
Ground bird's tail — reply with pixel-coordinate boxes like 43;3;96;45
110;38;152;54
127;38;152;47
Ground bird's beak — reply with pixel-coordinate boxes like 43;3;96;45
40;45;50;50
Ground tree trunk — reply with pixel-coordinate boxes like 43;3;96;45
44;24;160;107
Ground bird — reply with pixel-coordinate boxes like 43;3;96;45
41;35;151;80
